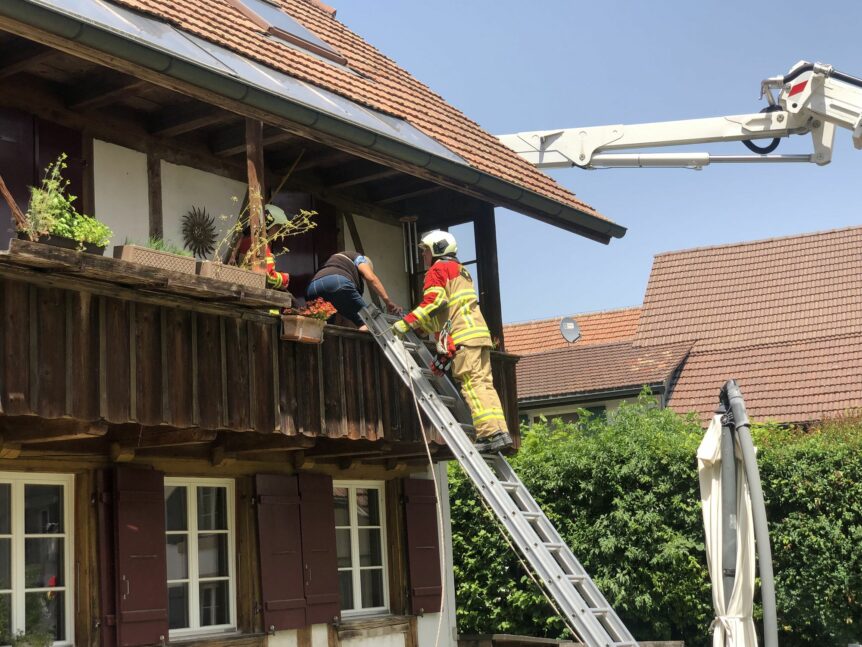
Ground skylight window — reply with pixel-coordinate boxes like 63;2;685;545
229;0;347;65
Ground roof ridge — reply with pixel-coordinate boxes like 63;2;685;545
681;330;862;355
521;338;692;362
653;224;862;259
504;305;642;328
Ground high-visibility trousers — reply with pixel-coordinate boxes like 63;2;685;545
452;345;507;438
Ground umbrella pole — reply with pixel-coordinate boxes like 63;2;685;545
722;380;779;647
717;400;738;608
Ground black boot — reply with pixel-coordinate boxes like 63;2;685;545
474;430;513;454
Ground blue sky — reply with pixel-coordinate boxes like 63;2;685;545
333;1;861;323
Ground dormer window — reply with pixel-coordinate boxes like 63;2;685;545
228;0;347;65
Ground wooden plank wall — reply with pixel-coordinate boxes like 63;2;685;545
0;275;520;441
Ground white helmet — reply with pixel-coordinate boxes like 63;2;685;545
419;230;457;257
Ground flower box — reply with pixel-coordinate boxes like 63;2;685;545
196;260;266;289
17;231;105;255
280;315;326;344
113;244;196;274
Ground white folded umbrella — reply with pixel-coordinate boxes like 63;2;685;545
697;415;759;647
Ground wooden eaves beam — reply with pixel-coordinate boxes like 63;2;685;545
67;77;150;111
0;44;59;80
211;124;296;157
149;103;238;138
328;167;400;190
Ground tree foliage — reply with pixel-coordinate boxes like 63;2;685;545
448;395;862;646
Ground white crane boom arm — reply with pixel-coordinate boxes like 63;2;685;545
499;62;862;170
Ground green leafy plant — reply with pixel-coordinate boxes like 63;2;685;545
22;153;111;247
450;392;862;646
10;629;54;647
142;236;193;257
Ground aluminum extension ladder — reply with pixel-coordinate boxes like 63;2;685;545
359;305;638;647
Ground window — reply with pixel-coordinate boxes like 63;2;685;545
228;0;348;65
0;473;73;645
333;482;388;615
164;479;235;637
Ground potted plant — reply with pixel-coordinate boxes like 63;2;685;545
281;297;336;343
195;194;316;290
113;237;197;274
18;153;112;254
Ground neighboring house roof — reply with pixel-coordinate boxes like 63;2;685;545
88;0;619;238
503;306;641;356
517;340;691;405
667;334;862;423
641;225;862;424
513;226;862;425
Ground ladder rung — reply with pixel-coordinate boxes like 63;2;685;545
438;395;456;408
566;574;586;583
543;542;564;552
419;367;435;378
500;480;519;491
520;511;542;521
592;607;610;616
401;340;420;351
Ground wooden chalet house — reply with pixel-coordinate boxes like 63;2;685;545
0;1;625;647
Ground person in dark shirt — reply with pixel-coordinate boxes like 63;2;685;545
306;251;401;330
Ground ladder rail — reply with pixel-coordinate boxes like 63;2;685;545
360;305;637;647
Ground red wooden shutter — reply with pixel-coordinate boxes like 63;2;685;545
255;474;306;631
297;473;340;624
113;466;169;647
403;478;442;615
96;470;117;647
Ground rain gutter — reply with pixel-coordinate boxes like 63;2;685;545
0;0;625;244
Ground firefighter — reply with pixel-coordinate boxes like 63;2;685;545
392;230;512;453
233;204;291;290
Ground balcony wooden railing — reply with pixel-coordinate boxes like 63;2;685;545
0;241;519;450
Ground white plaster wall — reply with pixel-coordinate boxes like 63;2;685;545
340;633;405;647
92;140;149;248
343;214;410;309
160;161;246;258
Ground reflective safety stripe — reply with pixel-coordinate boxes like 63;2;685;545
451;327;491;344
472;408;507;422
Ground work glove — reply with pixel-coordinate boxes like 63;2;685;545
430;351;454;376
391;319;410;336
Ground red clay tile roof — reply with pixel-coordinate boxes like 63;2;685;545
667;335;862;424
109;0;606;223
517;340;690;402
637;226;862;353
503;307;641;356
638;225;862;424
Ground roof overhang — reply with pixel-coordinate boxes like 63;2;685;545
0;0;625;243
519;382;665;409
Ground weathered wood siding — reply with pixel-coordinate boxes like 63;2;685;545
0;276;519;442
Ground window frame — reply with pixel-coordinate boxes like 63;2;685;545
0;472;74;646
333;480;389;617
164;477;237;639
226;0;348;65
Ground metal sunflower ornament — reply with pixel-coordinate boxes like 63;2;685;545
182;206;217;258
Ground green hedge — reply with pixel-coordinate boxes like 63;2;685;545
448;395;862;646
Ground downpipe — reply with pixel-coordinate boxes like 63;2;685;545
721;380;778;647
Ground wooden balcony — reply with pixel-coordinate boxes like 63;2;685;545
0;240;519;460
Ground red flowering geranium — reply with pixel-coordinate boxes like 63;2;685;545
297;298;337;321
